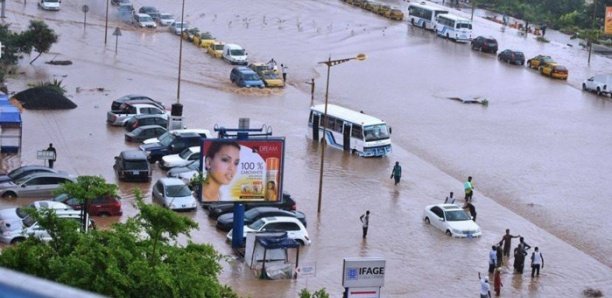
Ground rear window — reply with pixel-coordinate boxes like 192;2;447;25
124;160;148;170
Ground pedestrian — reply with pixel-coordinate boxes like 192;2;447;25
488;245;497;274
513;245;527;274
498;229;520;260
541;24;547;36
463;200;477;221
281;64;288;82
267;58;277;71
496;245;503;269
47;143;57;169
390;161;402;185
493;267;503;296
360;210;370;239
444;192;455;204
530;247;544;278
518;237;532;252
464;176;474;201
478;272;491;298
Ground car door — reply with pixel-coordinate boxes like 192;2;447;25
39;177;69;197
19;177;44;197
152;181;162;203
430;206;444;230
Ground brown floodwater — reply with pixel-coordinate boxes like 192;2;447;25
1;0;611;297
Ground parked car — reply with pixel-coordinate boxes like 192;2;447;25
0;165;59;184
118;3;135;22
142;128;210;145
157;13;175;26
107;103;169;126
38;0;60;11
471;36;498;54
227;216;311;246
248;63;284;88
230;67;264;88
527;55;554;69
160;146;201;170
216;206;307;231
582;74;612;97
206;192;297;219
0;211;93;244
207;41;225;58
497;49;525;65
125;125;167;143
151;178;197;211
138;6;160;21
385;8;404;21
169;21;189;35
423;204;481;238
0;173;75;199
0;200;73;222
139;131;204;163
167;160;200;177
124;114;169;132
113;150;152;182
193;32;215;48
133;13;157;29
539;63;568;80
110;94;163;112
52;193;122;216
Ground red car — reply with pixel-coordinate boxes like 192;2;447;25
52;194;123;216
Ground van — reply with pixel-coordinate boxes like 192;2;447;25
582;74;612;97
222;44;248;65
38;0;61;11
230;67;264;88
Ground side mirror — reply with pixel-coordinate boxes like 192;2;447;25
389;126;392;134
22;184;27;188
114;156;120;160
438;218;444;221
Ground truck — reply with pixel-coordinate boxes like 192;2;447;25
582;74;612;97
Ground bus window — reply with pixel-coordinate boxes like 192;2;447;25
334;118;344;133
351;125;363;139
364;124;390;141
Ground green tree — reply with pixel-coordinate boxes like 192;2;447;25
0;192;237;298
21;20;58;65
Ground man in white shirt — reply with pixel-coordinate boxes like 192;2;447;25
478;272;491;298
531;247;544;278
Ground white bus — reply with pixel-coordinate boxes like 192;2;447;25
435;13;472;42
308;104;392;157
407;3;448;30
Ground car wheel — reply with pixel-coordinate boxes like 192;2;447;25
582;83;587;91
11;237;25;244
596;87;601;95
424;217;430;224
2;192;16;199
445;230;452;237
296;239;305;246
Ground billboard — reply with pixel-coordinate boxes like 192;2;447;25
200;138;285;203
606;6;612;35
342;257;386;288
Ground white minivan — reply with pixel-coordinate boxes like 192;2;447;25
38;0;61;11
582;74;612;97
222;44;248;65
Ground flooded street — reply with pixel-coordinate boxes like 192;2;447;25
1;0;611;297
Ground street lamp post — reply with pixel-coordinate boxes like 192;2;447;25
176;0;186;104
316;54;366;214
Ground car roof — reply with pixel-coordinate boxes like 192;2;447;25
158;177;186;186
130;103;164;108
134;125;166;131
427;203;462;210
120;150;148;160
136;13;152;18
172;131;201;137
234;67;256;74
133;114;167;120
31;200;71;210
22;172;72;179
261;216;302;224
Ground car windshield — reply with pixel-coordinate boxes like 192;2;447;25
262;72;278;79
159;134;176;146
161;15;173;20
23;216;36;228
214;44;224;50
555;66;568;71
15;207;27;218
363;124;390;141
179;148;192;159
248;218;265;230
445;210;471;221
45;0;59;2
140;16;153;22
124;160;148;170
230;49;245;56
165;185;191;197
7;167;30;179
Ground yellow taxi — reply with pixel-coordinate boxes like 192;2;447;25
248;63;284;88
385;8;404;21
539;63;568;80
181;27;199;42
207;41;224;58
377;4;391;16
527;55;554;70
193;32;215;49
366;2;380;12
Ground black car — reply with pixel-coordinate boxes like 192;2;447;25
110;94;164;112
206;193;297;219
471;36;498;54
139;131;204;163
113;150;151;182
111;0;130;5
125;125;167;143
125;114;169;132
138;6;160;21
216;206;307;231
498;49;525;65
0;165;58;183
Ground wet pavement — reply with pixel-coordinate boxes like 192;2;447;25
1;0;612;297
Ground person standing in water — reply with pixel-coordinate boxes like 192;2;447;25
390;162;402;185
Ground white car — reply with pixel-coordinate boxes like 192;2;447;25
582;74;612;97
151;178;197;211
38;0;60;11
107;103;169;126
158;13;175;26
142;128;210;145
160;146;201;170
169;21;189;35
0;211;90;244
422;204;481;238
133;13;157;29
0;200;73;222
226;216;311;246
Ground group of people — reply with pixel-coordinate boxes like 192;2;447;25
266;58;288;82
481;229;545;296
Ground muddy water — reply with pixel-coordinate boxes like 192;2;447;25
1;0;611;297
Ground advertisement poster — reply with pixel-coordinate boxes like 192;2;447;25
200;138;284;203
606;7;612;35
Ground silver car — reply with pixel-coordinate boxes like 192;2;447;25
0;165;59;184
151;178;197;211
0;200;73;222
0;173;75;199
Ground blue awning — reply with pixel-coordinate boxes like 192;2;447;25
0;106;21;125
256;233;300;249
